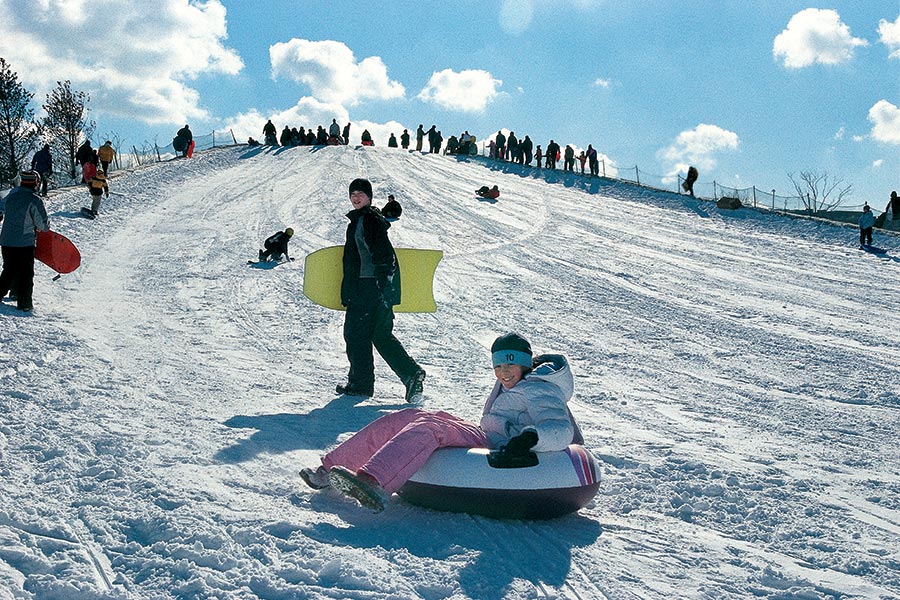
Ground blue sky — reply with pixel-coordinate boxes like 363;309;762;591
3;0;900;209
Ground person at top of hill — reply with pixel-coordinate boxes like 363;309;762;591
174;125;192;157
258;228;294;262
300;332;583;513
329;119;341;139
683;166;699;197
0;170;49;312
388;133;398;148
415;124;425;152
263;120;277;145
400;129;410;150
360;130;373;146
334;178;425;403
859;204;876;247
886;191;900;222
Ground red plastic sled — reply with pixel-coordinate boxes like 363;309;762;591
35;230;81;274
187;140;196;158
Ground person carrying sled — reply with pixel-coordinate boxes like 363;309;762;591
258;227;294;262
30;144;53;197
300;332;582;513
859;204;876;247
87;170;109;217
360;130;373;146
174;125;192;157
683;166;699;197
476;185;500;199
335;178;425;403
0;171;49;312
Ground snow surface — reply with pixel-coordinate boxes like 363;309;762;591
1;145;899;600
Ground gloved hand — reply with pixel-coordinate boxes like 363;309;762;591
503;430;538;456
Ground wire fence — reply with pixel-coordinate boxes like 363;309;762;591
117;129;238;170
475;144;889;219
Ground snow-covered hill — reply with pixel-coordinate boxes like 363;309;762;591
1;145;898;599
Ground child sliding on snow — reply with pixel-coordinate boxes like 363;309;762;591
258;228;293;262
300;333;583;512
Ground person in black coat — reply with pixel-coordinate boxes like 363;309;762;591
258;228;294;262
31;145;53;197
338;178;425;402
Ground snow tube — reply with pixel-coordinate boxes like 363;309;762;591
397;445;600;519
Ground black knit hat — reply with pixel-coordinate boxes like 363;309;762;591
491;332;533;367
348;178;373;199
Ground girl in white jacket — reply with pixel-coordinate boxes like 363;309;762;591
301;333;581;512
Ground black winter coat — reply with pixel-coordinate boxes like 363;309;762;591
341;207;401;307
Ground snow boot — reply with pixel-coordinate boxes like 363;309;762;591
335;383;374;397
300;466;331;490
328;467;387;512
404;369;426;403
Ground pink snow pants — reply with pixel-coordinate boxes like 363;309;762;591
321;408;489;493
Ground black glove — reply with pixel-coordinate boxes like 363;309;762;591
503;430;538;456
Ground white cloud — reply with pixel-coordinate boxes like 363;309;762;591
658;124;739;180
269;39;405;106
593;78;612;88
417;69;503;113
868;99;900;144
873;159;884;168
878;15;900;58
0;0;243;125
834;126;845;140
773;8;867;69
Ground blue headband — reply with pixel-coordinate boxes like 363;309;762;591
492;349;532;368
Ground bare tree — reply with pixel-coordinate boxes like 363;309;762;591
41;80;94;180
0;58;40;186
787;170;853;213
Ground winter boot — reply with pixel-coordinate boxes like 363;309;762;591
404;369;426;403
300;466;331;490
335;382;374;397
328;467;388;512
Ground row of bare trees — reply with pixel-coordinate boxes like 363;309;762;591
0;57;94;186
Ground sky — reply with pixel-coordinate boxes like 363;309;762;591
1;143;899;598
3;0;900;208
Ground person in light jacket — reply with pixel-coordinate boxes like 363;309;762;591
300;333;582;512
859;204;876;246
0;171;49;312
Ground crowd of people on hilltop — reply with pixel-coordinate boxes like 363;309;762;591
249;119;352;147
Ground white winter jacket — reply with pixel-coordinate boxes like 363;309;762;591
480;354;578;452
859;211;876;229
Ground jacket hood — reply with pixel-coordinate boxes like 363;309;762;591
526;354;574;402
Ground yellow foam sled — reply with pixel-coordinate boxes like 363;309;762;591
303;246;442;313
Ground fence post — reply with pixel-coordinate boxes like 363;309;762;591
601;159;606;177
212;131;215;147
155;144;161;163
131;145;141;167
713;181;717;200
230;129;237;144
635;166;640;185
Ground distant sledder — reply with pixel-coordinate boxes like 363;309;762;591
476;185;500;200
251;228;294;264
